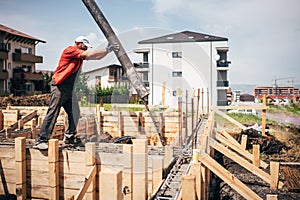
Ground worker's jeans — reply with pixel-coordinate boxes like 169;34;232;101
37;84;80;142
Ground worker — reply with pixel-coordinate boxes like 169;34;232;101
33;36;119;150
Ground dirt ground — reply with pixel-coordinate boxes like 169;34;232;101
0;94;50;108
218;123;300;200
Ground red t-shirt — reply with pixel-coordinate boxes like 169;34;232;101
52;46;85;85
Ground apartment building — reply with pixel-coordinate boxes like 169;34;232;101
0;24;45;95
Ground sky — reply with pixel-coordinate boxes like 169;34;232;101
1;0;299;86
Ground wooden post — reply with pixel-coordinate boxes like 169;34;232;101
132;139;148;200
18;120;23;130
270;162;279;189
241;134;248;150
253;145;260;167
196;88;200;119
123;144;133;200
118;112;124;137
162;81;166;107
207;88;210;114
159;113;165;142
189;162;201;199
152;156;163;192
138;112;144;135
191;98;195;149
201;88;204;115
96;104;100;123
85;142;96;199
178;97;182;147
262;94;267;136
182;175;196;200
15;137;26;200
185;90;188;141
31;118;37;139
100;167;122;200
48;139;59;200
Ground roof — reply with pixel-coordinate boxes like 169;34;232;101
0;24;46;44
138;30;228;44
83;64;122;74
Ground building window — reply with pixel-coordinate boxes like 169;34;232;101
172;52;182;58
21;47;32;54
172;71;182;77
109;68;119;81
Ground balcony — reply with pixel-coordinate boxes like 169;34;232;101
13;53;43;63
217;80;229;87
14;71;43;81
134;62;149;72
0;43;9;59
0;70;8;80
217;60;231;68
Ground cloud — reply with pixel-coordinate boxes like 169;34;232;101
149;0;300;84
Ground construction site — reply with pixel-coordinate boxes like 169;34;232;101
1;0;300;200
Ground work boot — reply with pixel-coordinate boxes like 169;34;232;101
33;141;48;150
63;131;76;144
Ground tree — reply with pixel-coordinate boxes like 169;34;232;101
75;73;89;101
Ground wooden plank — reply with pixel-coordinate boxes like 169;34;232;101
215;132;269;169
15;137;26;200
132;139;148;200
99;167;122;200
211;139;283;189
270;162;279;189
85;143;96;200
189;162;201;199
241;134;248;150
253;145;260;167
152;156;163;193
48;139;59;200
213;108;247;130
123;144;133;200
200;153;263;200
0;147;15;158
74;165;97;200
182;175;196;200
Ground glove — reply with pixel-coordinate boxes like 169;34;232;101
105;43;120;53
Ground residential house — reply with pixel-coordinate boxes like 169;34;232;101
136;30;231;106
0;24;46;95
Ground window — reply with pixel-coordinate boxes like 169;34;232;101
109;68;119;81
20;47;32;54
172;52;182;58
172;71;182;77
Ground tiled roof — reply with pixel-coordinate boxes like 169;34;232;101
139;30;228;44
0;24;46;43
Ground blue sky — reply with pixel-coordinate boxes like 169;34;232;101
1;0;299;86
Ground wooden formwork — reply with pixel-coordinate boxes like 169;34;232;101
0;137;174;200
181;111;282;200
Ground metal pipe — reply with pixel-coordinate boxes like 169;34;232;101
82;0;149;99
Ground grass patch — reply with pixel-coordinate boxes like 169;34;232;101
268;104;300;116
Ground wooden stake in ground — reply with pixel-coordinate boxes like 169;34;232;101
15;137;26;200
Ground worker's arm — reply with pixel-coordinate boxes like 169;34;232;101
82;49;108;60
81;43;120;60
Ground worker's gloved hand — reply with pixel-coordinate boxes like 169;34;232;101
105;43;120;53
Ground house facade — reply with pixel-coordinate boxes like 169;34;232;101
136;31;231;106
0;24;45;95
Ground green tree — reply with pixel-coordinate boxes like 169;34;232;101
75;73;89;100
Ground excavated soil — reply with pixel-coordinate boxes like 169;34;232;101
217;125;300;200
0;94;50;108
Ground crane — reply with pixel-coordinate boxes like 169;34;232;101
271;77;296;95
